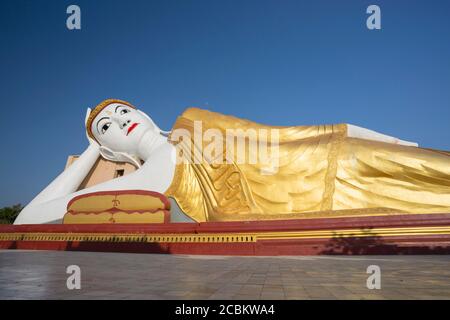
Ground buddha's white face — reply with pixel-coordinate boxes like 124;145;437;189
91;103;156;156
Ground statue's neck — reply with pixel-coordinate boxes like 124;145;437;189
137;130;173;162
135;130;176;194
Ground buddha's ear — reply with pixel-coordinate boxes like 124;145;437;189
99;146;116;161
99;146;141;169
84;108;91;125
84;107;99;147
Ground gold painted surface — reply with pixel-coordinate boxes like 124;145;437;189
63;210;166;224
64;192;168;224
198;207;409;222
68;194;167;212
165;108;450;222
1;226;450;243
0;232;256;243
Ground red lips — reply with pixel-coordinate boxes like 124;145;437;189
127;123;139;136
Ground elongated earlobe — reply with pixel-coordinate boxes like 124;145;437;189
98;146;116;161
84;107;100;146
99;146;141;169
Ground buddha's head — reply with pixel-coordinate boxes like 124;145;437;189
86;99;166;167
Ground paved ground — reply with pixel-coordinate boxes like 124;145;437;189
0;250;449;299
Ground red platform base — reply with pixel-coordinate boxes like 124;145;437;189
1;213;450;255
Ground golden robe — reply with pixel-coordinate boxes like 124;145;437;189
165;108;450;222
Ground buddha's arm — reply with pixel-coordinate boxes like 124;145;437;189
14;144;175;224
15;144;100;224
25;144;100;208
24;109;104;206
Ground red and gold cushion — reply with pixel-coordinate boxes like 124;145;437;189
63;190;170;224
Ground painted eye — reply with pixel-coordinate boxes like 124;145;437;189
101;123;111;134
120;109;130;115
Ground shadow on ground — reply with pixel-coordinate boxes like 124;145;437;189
320;228;450;254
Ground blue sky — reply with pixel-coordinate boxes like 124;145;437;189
1;0;449;207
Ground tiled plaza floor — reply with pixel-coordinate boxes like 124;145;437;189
0;250;449;299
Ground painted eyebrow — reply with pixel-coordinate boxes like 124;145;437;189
115;105;126;113
96;117;110;134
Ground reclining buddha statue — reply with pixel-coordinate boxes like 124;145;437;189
14;99;450;224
